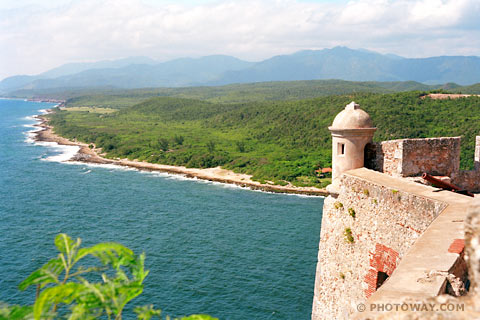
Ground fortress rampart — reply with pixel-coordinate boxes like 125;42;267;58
365;136;480;192
312;102;480;319
312;169;446;319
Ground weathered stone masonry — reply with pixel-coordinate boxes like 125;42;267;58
312;172;446;319
312;101;480;320
365;136;480;192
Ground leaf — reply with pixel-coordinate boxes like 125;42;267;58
0;302;33;320
134;305;161;320
33;283;84;320
179;315;219;320
54;234;77;256
68;304;98;320
19;258;64;290
130;253;149;282
75;242;134;266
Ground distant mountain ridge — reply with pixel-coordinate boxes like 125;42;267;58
2;47;480;93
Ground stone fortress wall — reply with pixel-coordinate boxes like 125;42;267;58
312;102;480;320
312;172;446;319
365;136;480;192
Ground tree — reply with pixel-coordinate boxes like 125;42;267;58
0;234;216;320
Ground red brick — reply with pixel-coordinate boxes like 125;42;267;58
448;239;465;254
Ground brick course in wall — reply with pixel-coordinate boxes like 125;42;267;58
364;244;399;299
448;239;465;254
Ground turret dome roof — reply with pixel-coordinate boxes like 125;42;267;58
330;101;374;130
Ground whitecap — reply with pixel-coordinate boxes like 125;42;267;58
38;143;80;162
141;169;324;197
145;171;192;181
66;161;139;172
24;127;44;144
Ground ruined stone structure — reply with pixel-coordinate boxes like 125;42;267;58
312;102;480;320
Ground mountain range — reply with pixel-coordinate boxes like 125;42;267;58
2;47;480;94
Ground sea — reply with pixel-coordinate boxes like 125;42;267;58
0;99;324;319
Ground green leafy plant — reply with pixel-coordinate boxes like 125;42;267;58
344;228;354;243
18;233;149;320
158;138;169;151
363;189;369;196
1;234;216;320
173;135;184;146
334;202;343;209
206;141;216;153
235;141;246;153
348;208;356;219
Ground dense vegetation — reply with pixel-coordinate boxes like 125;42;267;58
48;90;480;188
0;234;215;320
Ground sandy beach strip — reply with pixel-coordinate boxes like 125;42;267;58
33;111;329;196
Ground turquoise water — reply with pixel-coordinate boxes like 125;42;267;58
0;99;323;319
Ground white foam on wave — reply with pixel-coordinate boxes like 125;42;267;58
140;169;323;197
19;108;80;163
24;126;43;144
23;116;37;121
141;170;193;181
66;161;140;172
38;143;80;162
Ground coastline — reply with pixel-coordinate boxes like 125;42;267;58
34;110;329;196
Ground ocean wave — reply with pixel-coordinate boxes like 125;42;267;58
141;170;192;181
66;161;140;172
39;144;80;162
22;116;37;121
141;170;323;197
21;109;78;162
24;127;43;144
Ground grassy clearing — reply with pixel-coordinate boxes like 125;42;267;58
61;106;117;113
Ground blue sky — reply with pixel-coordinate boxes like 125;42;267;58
0;0;479;79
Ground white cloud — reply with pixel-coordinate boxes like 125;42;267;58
0;0;479;79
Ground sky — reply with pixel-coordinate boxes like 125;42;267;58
0;0;479;80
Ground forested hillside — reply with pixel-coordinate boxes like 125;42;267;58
48;91;480;187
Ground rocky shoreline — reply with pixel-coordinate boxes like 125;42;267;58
34;110;329;196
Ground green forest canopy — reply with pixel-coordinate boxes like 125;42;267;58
48;90;480;188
